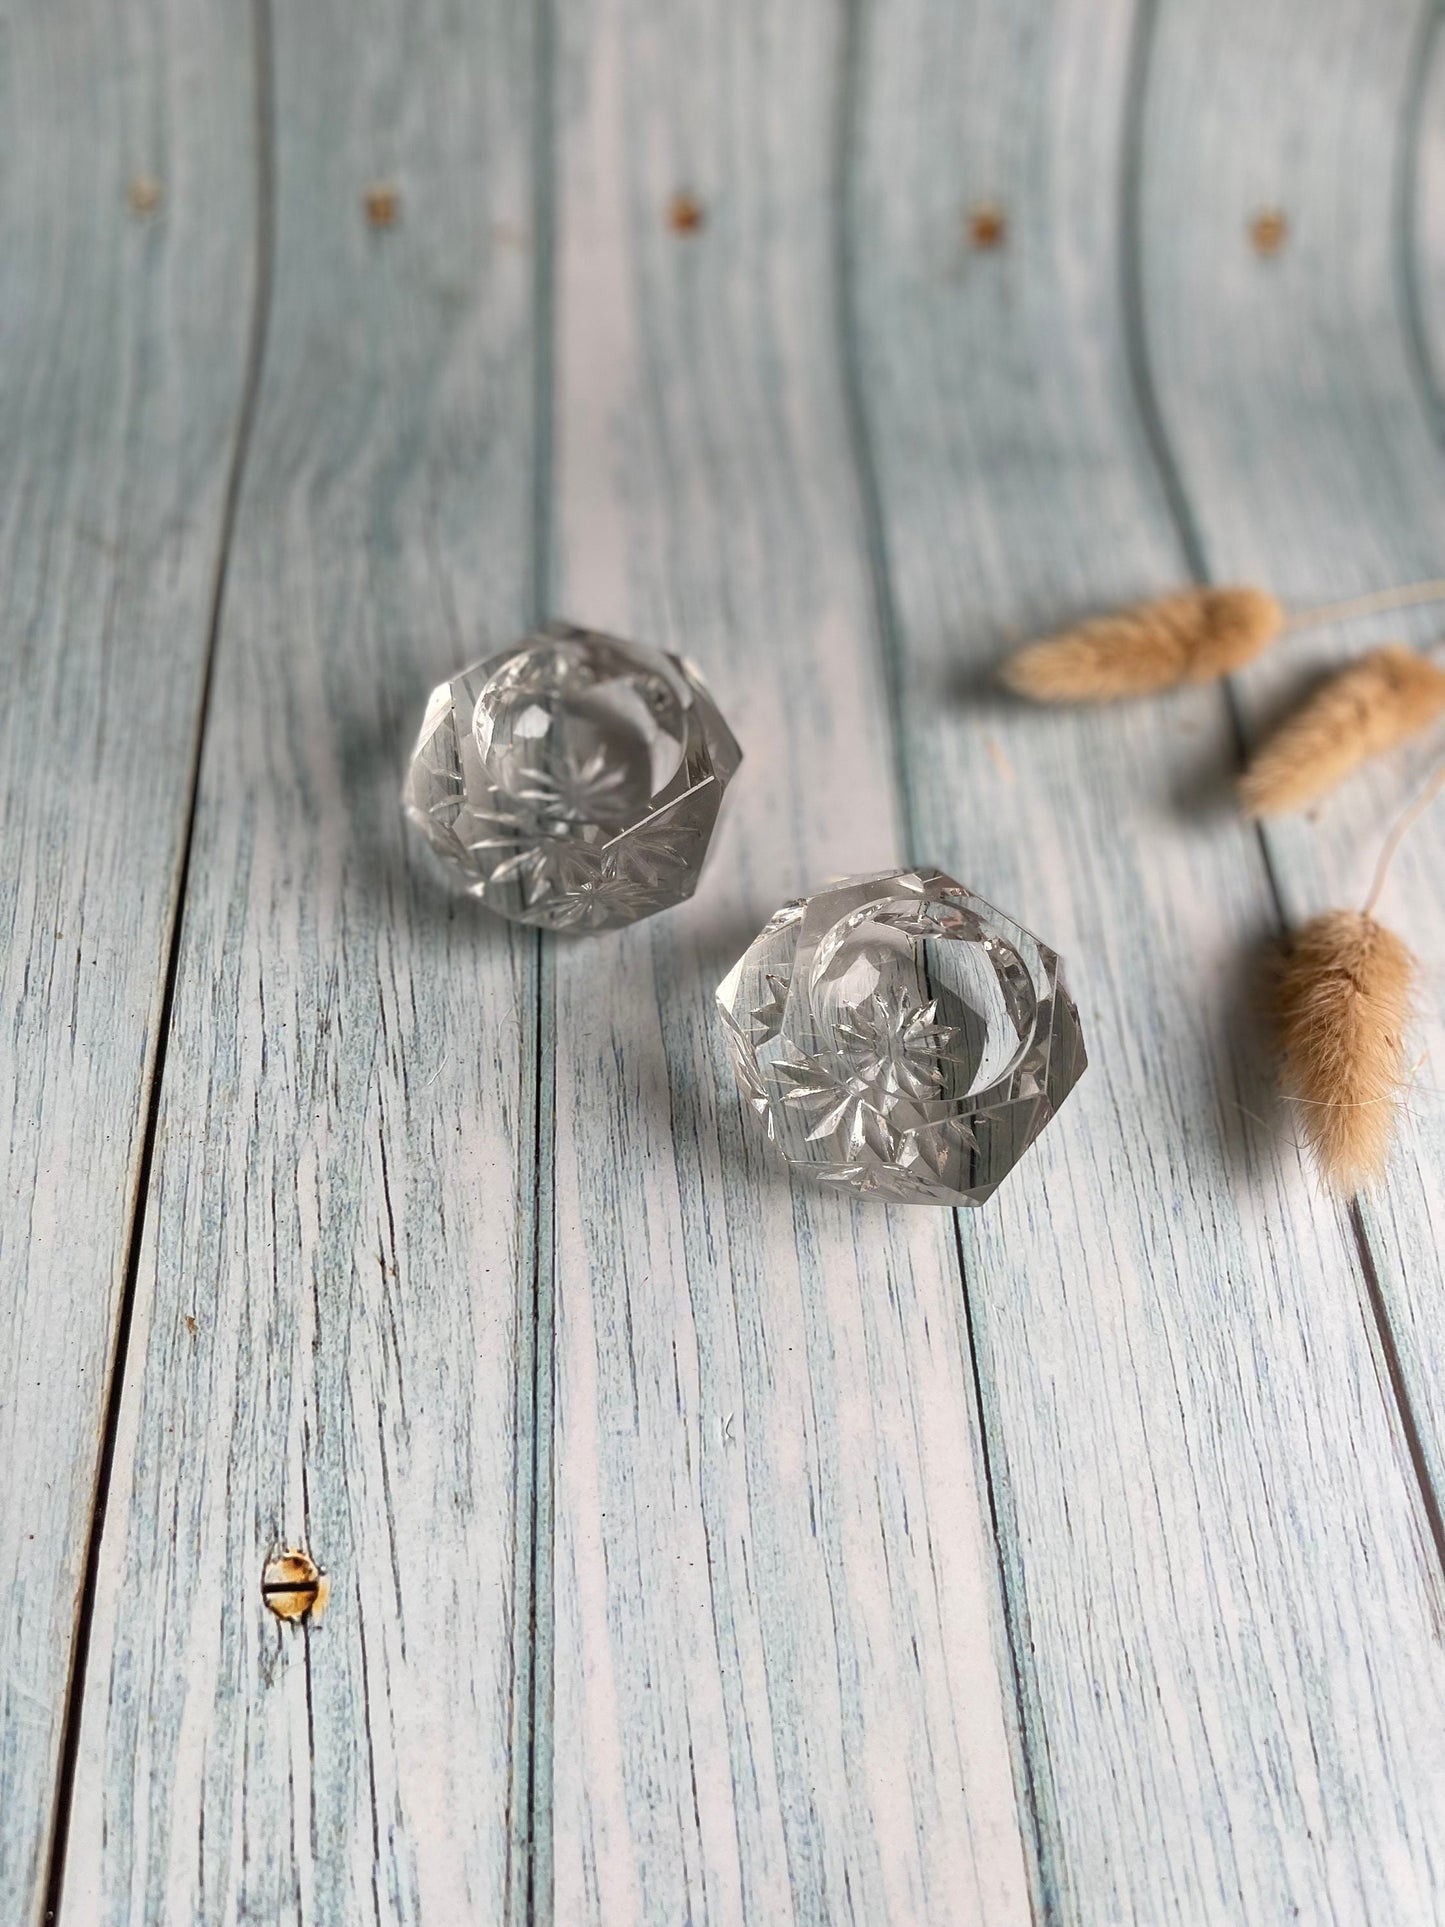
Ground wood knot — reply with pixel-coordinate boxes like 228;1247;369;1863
667;190;706;235
968;202;1006;249
364;184;401;229
262;1548;329;1623
1249;208;1287;256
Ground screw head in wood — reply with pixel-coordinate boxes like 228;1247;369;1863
262;1548;328;1622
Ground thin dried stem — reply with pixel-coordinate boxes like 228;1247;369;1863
1362;760;1445;916
1283;579;1445;631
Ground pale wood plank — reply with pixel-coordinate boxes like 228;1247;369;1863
1140;0;1445;1504
1419;9;1445;439
851;0;1445;1918
57;2;544;1920
0;1;257;1914
547;1;1034;1920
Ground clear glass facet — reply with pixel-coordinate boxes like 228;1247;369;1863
717;868;1086;1205
403;624;741;930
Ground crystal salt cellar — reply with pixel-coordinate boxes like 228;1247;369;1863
718;868;1086;1204
404;624;741;931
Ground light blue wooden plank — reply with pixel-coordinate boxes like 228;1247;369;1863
16;3;1443;1922
0;2;257;1916
1139;0;1445;1557
850;0;1445;1918
55;1;546;1919
545;1;1033;1920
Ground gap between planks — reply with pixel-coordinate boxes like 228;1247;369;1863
1120;0;1445;1587
508;0;559;1912
39;0;280;1918
833;0;1053;1911
37;0;1445;1919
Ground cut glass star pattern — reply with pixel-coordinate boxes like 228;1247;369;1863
717;868;1087;1205
403;624;741;931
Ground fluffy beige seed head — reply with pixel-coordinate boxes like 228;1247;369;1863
1274;910;1414;1192
1240;645;1445;817
1000;587;1284;702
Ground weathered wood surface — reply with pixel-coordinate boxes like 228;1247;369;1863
5;0;1445;1921
1142;0;1445;1516
0;0;256;1909
851;0;1445;1919
547;1;1030;1919
54;2;544;1922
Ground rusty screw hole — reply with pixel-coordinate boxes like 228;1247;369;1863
127;177;163;217
262;1548;328;1623
1249;208;1288;256
968;201;1006;249
364;184;401;229
667;190;706;235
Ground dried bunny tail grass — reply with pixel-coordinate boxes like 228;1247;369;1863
1240;645;1445;818
1274;909;1414;1192
1000;587;1284;702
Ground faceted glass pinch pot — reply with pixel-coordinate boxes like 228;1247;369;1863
717;868;1086;1205
403;623;741;931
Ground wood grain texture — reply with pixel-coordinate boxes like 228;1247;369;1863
0;1;256;1913
851;0;1445;1918
546;1;1033;1920
9;0;1445;1921
1418;4;1445;445
1140;0;1445;1528
54;1;545;1920
1140;0;1445;1510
